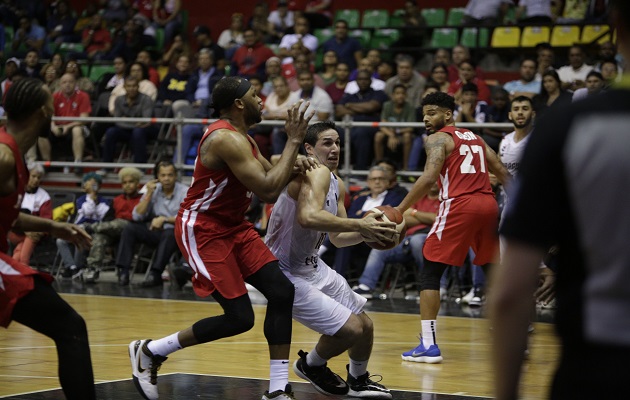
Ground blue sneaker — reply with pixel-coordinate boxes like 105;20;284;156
401;342;443;363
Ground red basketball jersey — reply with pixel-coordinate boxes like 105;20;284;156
0;128;27;253
179;120;257;225
437;126;494;201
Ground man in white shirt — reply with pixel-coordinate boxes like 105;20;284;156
556;45;594;90
463;0;513;26
516;0;553;24
278;16;318;64
294;70;333;122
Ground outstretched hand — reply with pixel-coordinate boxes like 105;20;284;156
359;211;398;246
284;99;315;143
50;222;92;250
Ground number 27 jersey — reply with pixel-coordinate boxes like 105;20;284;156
437;126;494;201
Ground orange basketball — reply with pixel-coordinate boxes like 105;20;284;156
361;205;407;250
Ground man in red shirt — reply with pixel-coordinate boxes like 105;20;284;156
396;92;509;363
81;13;112;61
232;29;276;78
38;73;92;166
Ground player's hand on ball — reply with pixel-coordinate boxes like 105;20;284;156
361;206;407;250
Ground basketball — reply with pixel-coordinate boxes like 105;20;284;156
361;205;407;250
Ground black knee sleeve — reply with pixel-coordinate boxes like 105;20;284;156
420;258;448;291
192;293;255;343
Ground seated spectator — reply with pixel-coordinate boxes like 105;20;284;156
556;45;594;91
100;0;129;22
194;25;226;71
374;84;416;170
261;56;282;97
345;58;386;95
572;70;606;101
321;19;362;71
1;58;21;101
38;73;92;166
218;12;245;60
447;45;484;82
325;62;350;105
83;167;143;283
103;76;158;163
349;49;383;81
428;63;450;93
267;0;295;44
593;41;624;77
232;28;275;78
516;0;554;24
151;0;182;46
12;16;46;56
377;61;395;82
105;55;127;91
532;69;573;117
248;2;272;44
8;164;52;265
263;76;299;155
41;52;65;81
535;42;556;80
277;16;318;63
22;49;42;80
64;58;95;97
482;88;511;152
171;49;222;119
116;160;187;286
352;183;439;298
157;54;190;116
454;83;489;127
385;54;426;108
161;33;191;73
600;59;620;87
336;70;389;170
294;70;333;122
448;60;491;104
433;48;451;68
109;62;158;115
79;13;113;61
316;50;338;86
46;0;79;52
504;58;541;99
41;63;60;92
462;0;513;26
285;53;324;91
136;50;160;87
58;172;111;279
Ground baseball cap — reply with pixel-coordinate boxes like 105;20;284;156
194;25;210;36
5;57;20;68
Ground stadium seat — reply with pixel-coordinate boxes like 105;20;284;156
335;9;360;28
460;27;489;48
421;8;446;27
89;65;116;82
4;26;13;55
370;29;401;49
430;28;458;48
362;9;389;28
580;25;611;44
550;25;580;47
520;26;550;47
314;28;334;44
57;42;84;57
349;29;372;47
491;26;521;48
446;7;466;26
389;9;405;27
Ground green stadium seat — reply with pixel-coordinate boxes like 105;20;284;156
370;29;401;49
335;9;360;28
491;26;521;48
460;27;489;48
180;9;188;34
550;25;580;47
4;26;13;55
430;28;458;48
421;8;446;27
314;28;334;44
57;42;84;57
362;9;389;28
88;65;116;82
520;26;550;47
349;29;372;47
446;7;466;26
389;9;405;27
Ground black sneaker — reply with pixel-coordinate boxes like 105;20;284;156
293;350;348;395
262;383;296;399
346;364;392;399
84;267;99;283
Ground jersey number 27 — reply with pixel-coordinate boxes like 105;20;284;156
459;144;486;174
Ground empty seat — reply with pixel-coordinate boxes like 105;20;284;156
389;9;405;27
460;27;489;48
491;26;521;48
580;24;611;44
370;29;401;49
446;7;466;26
362;9;389;28
520;26;550;47
349;29;372;47
421;8;446;27
314;27;334;44
430;28;458;48
550;25;580;47
335;9;360;28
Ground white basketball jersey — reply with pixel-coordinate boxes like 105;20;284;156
265;172;339;277
499;131;530;178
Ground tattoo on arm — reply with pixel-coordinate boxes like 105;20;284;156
425;136;447;171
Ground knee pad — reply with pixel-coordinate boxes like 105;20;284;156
420;258;447;291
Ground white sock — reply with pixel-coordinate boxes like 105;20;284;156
348;358;368;379
269;359;289;393
421;320;437;347
306;347;328;367
147;333;182;357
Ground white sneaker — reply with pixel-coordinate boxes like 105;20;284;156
129;339;168;400
459;288;474;304
262;384;297;399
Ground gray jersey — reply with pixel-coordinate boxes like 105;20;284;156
265;172;339;277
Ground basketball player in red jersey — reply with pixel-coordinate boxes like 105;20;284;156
396;92;509;363
0;78;95;399
129;76;315;400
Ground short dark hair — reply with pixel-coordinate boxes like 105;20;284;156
521;57;538;69
421;91;456;112
305;121;337;147
4;78;49;122
461;82;478;94
586;70;604;80
154;159;175;178
392;83;407;93
126;61;148;80
510;95;533;109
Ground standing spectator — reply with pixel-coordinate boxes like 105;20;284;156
533;70;573;117
116;160;186;286
8;164;52;265
278;16;318;64
504;58;541;98
152;0;182;46
396;92;509;364
193;25;226;71
454;83;489;126
374;84;416;169
84;167;143;283
385;55;426;108
335;70;390;170
268;0;295;44
463;0;513;26
136;50;160;87
232;29;276;78
448;60;491;104
218;13;245;60
157;54;190;115
556;45;594;90
38;73;91;166
80;14;112;61
22;49;42;80
102;76;158;163
58;172;111;279
321;19;363;71
516;0;554;24
109;62;158;115
12;16;46;56
325;62;350;105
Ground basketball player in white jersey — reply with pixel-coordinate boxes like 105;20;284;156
265;121;397;399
